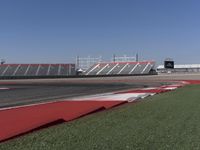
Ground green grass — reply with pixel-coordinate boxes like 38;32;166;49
1;85;200;150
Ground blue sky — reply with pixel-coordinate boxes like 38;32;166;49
0;0;200;64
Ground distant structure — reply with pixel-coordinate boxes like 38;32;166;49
157;58;200;73
112;54;138;63
164;58;174;69
76;54;139;72
76;56;102;72
157;64;200;73
1;59;6;65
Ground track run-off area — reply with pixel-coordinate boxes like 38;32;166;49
1;73;200;146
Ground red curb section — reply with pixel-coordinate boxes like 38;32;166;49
0;101;125;142
182;80;200;84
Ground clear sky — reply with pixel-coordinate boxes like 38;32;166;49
0;0;200;64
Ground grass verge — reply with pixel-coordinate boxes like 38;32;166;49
1;85;200;150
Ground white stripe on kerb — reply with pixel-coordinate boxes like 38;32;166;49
0;88;10;90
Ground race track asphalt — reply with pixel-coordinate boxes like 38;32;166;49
1;73;199;109
0;81;160;108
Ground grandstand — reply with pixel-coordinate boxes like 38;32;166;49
0;64;76;78
84;61;155;76
0;54;156;78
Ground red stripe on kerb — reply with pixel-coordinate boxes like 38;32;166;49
182;80;200;84
0;100;125;142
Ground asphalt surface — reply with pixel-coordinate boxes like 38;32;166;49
1;73;198;109
0;82;162;108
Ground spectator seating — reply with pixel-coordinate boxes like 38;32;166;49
0;64;76;77
85;61;155;76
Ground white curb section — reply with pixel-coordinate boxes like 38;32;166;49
69;83;186;103
0;87;10;90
